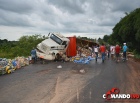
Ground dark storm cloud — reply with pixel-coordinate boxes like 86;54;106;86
0;0;33;14
88;0;140;15
0;9;33;27
0;0;139;28
47;0;87;14
0;0;36;27
109;0;140;12
0;0;140;40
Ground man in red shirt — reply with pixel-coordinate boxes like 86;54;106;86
100;43;106;63
115;44;121;62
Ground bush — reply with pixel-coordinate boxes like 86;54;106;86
134;54;140;59
0;34;47;58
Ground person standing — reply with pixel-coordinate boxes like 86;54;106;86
106;44;110;59
94;45;99;62
110;45;115;60
31;47;37;63
115;44;121;62
123;43;128;61
100;43;106;63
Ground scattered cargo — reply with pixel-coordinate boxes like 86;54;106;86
73;56;94;64
0;34;98;75
0;57;29;75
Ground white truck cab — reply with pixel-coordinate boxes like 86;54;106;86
36;33;69;60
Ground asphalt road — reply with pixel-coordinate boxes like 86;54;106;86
0;58;140;103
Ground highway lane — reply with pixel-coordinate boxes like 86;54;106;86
0;59;139;103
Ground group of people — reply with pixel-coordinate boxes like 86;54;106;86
92;43;128;63
93;43;106;63
31;43;128;63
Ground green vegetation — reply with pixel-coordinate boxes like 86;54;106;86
103;8;140;56
134;54;140;59
0;34;47;58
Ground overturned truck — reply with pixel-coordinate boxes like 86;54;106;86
36;33;70;60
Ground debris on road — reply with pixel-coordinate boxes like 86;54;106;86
57;65;62;69
79;69;86;73
71;69;86;74
73;56;94;64
0;57;30;75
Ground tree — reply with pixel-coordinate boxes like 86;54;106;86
109;8;140;53
103;35;110;43
17;34;46;56
98;37;104;44
0;34;47;58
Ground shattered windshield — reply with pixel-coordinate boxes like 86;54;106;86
50;34;63;45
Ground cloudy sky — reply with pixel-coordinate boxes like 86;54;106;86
0;0;140;40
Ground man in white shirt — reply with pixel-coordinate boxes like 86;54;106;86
110;45;115;60
94;45;99;62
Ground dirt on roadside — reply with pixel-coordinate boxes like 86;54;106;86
116;58;140;103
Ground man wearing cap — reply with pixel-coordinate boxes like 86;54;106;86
123;43;128;61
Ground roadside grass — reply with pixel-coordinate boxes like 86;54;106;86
0;52;14;59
